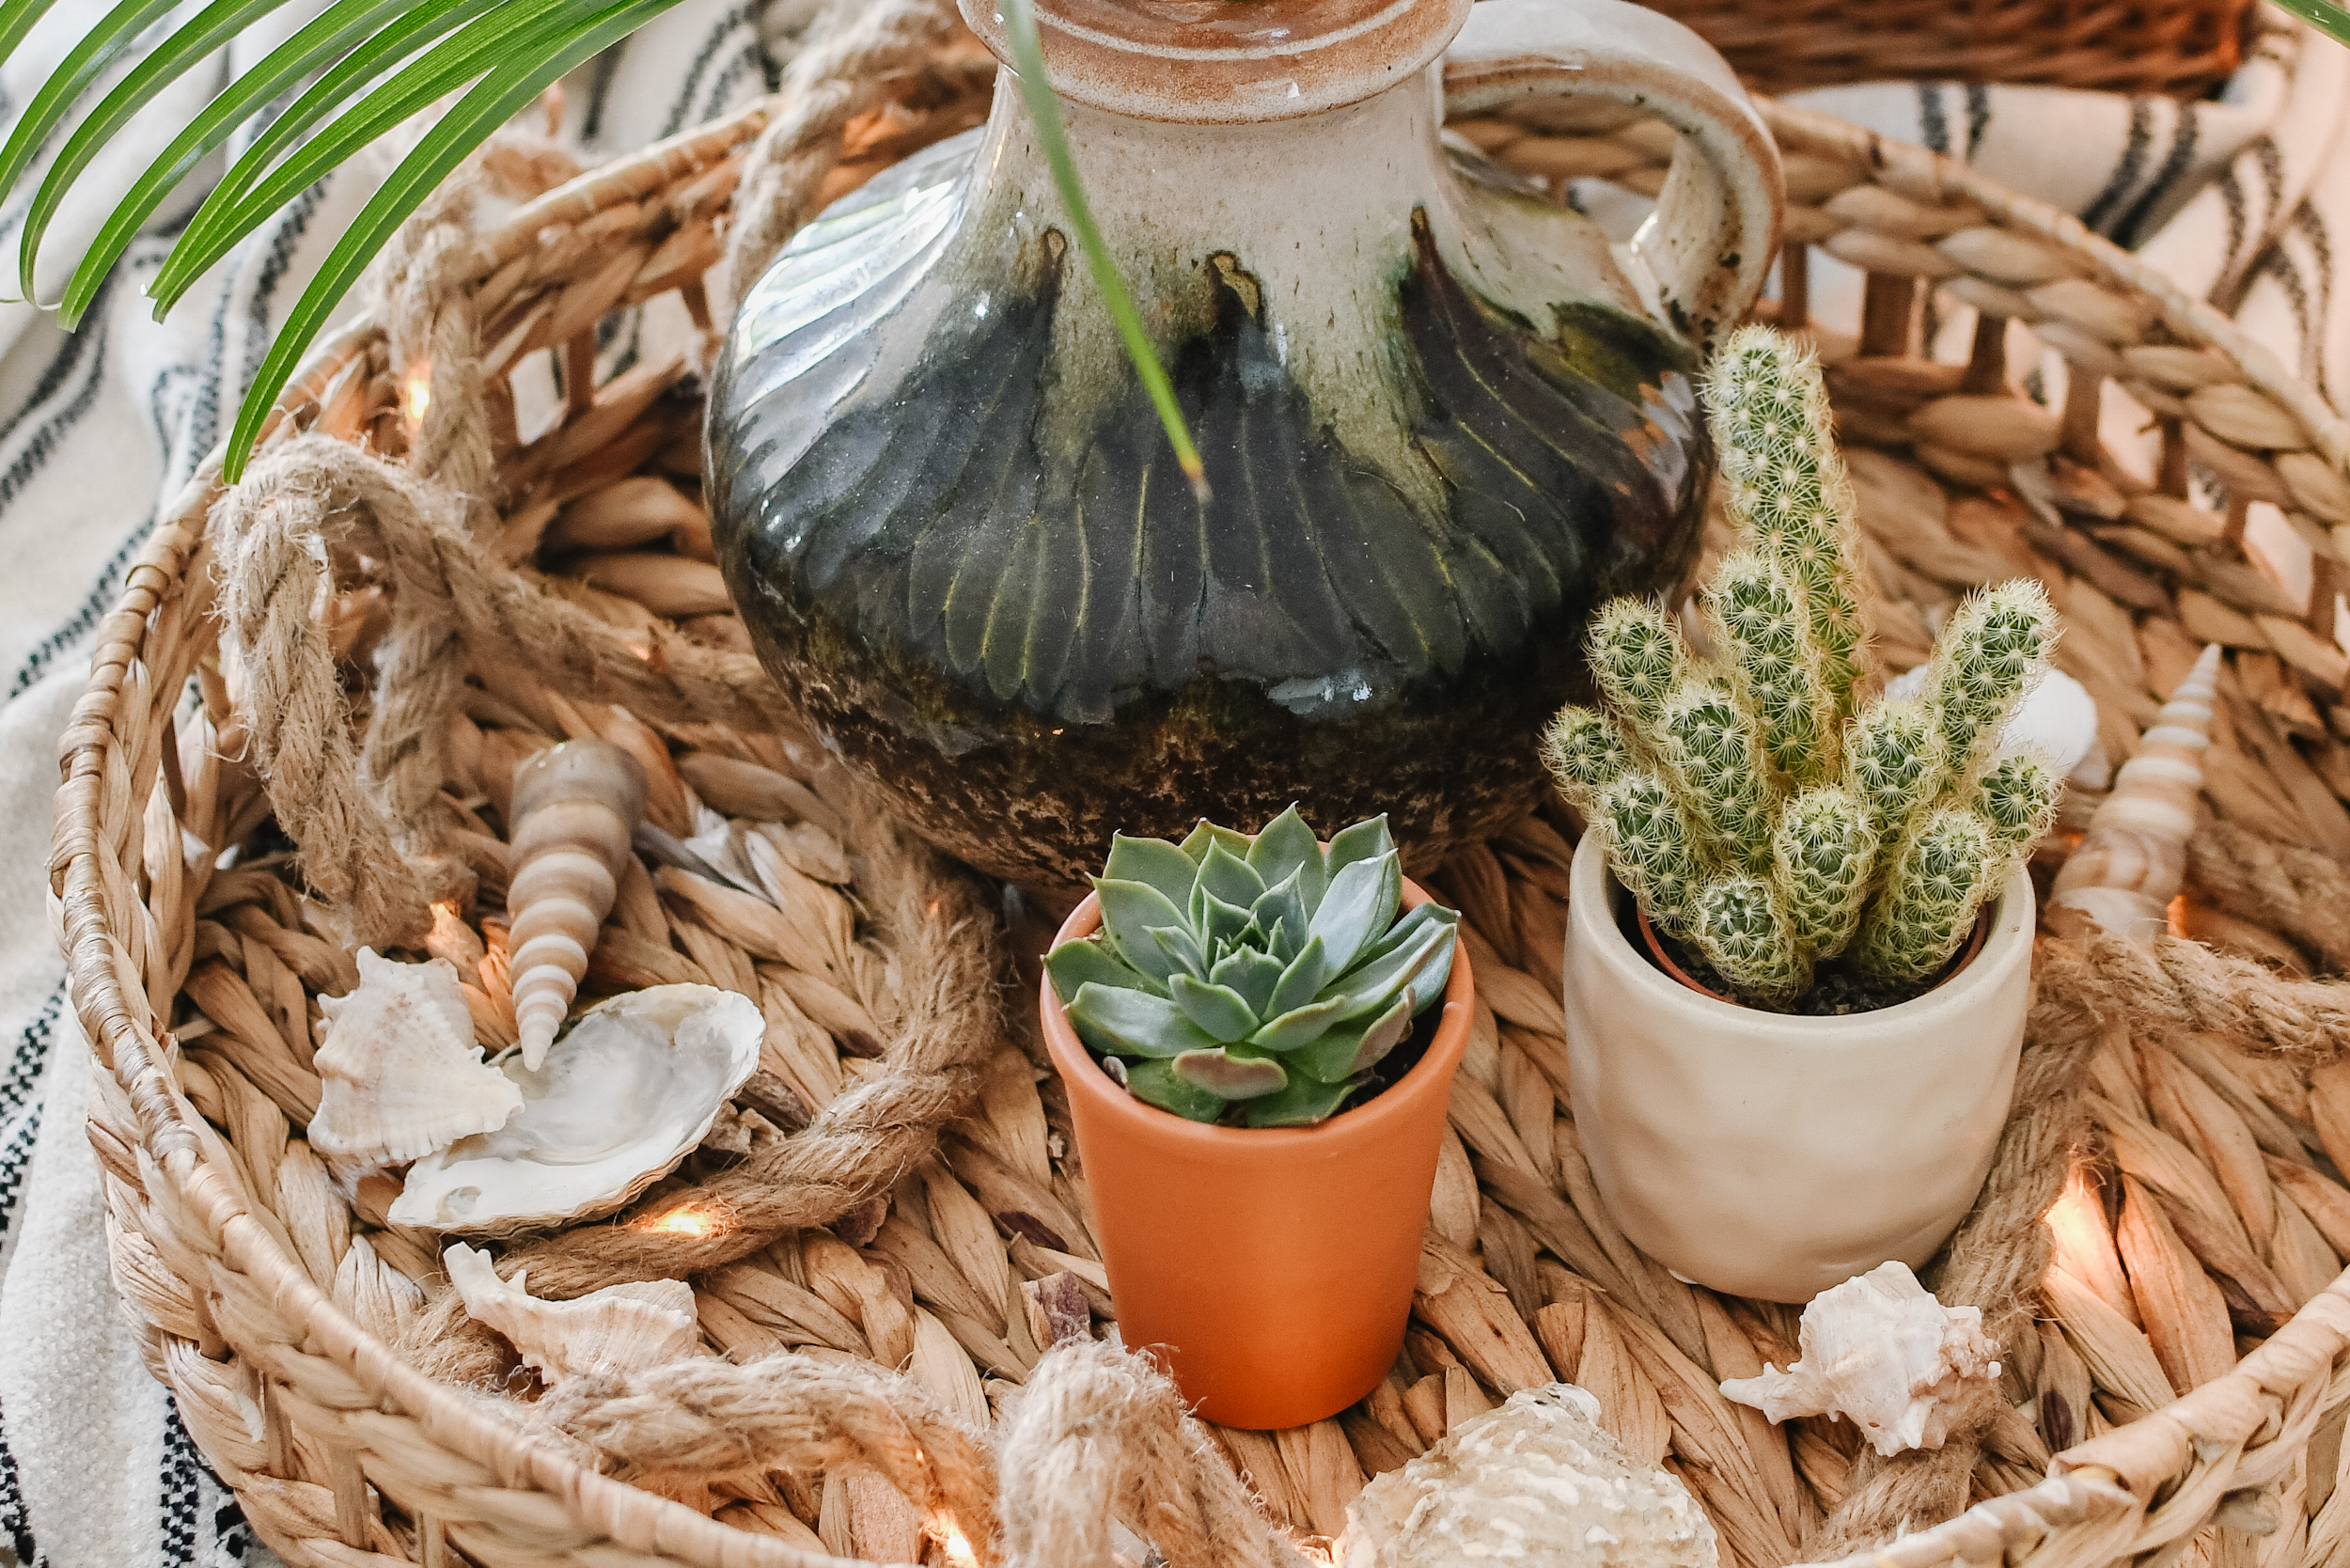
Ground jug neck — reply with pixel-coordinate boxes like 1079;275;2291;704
957;0;1473;122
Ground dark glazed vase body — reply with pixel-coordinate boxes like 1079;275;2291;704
707;0;1781;890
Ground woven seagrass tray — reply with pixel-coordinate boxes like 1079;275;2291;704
50;11;2350;1568
1638;0;2260;100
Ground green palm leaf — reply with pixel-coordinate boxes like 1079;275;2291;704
0;0;181;260
52;0;430;328
219;0;678;476
146;0;516;315
2271;0;2350;48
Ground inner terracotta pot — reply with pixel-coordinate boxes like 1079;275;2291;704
1038;880;1475;1430
1632;900;1994;1008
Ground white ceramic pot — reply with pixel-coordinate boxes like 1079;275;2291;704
1562;831;2033;1303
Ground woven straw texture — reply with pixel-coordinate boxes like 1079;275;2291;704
47;13;2350;1568
1635;0;2259;100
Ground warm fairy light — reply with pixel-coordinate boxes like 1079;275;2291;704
2043;1168;2107;1275
429;900;467;940
2167;894;2189;938
929;1513;978;1568
637;1201;730;1237
404;363;431;423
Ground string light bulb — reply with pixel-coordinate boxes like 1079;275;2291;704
636;1201;729;1238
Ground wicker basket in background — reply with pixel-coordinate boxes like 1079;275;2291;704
46;24;2350;1568
1637;0;2260;98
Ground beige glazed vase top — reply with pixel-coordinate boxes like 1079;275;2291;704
1561;832;2037;1304
707;0;1783;891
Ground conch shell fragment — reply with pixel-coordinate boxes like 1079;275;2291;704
1718;1261;1999;1456
391;983;761;1234
1342;1384;1718;1568
444;1242;698;1383
2046;642;2220;943
507;738;649;1070
308;949;523;1178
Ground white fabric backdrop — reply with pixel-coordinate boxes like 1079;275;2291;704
0;3;2343;1563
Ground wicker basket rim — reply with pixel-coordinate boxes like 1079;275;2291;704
49;76;2350;1568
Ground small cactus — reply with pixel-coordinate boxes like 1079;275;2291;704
1541;705;1630;811
1707;551;1828;783
1694;874;1810;1002
1772;786;1878;959
1856;809;2000;980
1600;771;1705;941
1974;755;2061;858
1919;583;2058;804
1543;326;2060;1008
1844;698;1938;846
1709;329;1872;720
1588;599;1686;729
1657;679;1777;872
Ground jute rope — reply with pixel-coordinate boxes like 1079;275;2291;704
2076;931;2350;1059
208;436;791;945
993;1341;1307;1568
539;1352;999;1536
724;0;966;300
1805;940;2107;1555
2187;823;2350;975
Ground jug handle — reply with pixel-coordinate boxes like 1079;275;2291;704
1444;0;1783;351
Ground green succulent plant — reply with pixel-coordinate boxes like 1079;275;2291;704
1045;807;1459;1128
1543;325;2063;1007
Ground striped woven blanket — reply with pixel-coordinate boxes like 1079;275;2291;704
0;4;2342;1564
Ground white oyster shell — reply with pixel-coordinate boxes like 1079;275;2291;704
444;1243;699;1383
1718;1261;2000;1457
309;949;523;1179
1341;1385;1718;1568
391;983;761;1234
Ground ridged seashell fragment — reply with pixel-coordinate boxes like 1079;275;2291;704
391;984;760;1234
1342;1384;1718;1568
1718;1261;1999;1456
507;738;649;1070
2046;642;2220;943
444;1242;698;1383
308;949;523;1179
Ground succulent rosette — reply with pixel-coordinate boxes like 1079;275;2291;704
1045;807;1459;1127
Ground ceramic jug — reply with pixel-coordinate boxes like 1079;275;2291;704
707;0;1781;891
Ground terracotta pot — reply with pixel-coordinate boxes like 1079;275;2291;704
1039;879;1475;1429
1561;831;2033;1303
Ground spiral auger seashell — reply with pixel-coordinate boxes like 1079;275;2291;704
2046;642;2221;944
506;738;649;1069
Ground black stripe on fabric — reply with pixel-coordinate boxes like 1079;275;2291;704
6;511;158;701
0;1393;41;1568
159;1403;200;1568
1917;83;1950;156
2256;137;2286;233
1964;85;1992;160
2114;102;2199;248
660;6;760;140
0;986;59;1125
581;45;627;149
7;176;319;701
701;41;760;126
2290;202;2334;405
2217;170;2249;292
0;1092;46;1257
2082;98;2155;234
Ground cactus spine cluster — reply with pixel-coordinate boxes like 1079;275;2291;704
1542;327;2061;1005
